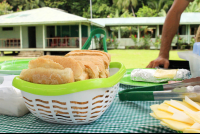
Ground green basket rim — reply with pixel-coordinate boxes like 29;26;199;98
12;62;126;96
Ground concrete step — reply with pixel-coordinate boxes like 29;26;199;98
18;51;44;57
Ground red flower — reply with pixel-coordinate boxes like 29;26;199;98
135;35;137;38
112;40;114;42
143;36;144;38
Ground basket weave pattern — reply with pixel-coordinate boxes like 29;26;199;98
21;83;119;124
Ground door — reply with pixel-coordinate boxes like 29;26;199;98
47;26;55;38
28;27;36;48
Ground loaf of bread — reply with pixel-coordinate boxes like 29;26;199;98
68;56;107;78
19;50;111;85
65;51;110;69
19;67;74;84
40;55;88;81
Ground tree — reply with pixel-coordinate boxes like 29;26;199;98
4;0;45;11
0;0;13;15
113;0;138;17
158;9;167;17
136;5;157;17
83;0;112;18
184;0;200;12
147;0;173;15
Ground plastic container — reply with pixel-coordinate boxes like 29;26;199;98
0;75;29;116
193;42;200;55
12;62;126;124
178;51;200;78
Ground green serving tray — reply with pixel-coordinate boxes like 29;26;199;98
119;68;168;87
0;58;35;75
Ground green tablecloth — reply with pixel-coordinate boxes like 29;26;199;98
0;84;176;133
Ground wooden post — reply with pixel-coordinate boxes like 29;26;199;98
43;25;46;49
20;26;23;49
118;26;121;39
156;25;160;37
79;23;82;49
187;24;191;44
137;25;140;43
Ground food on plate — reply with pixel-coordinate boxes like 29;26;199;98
150;96;200;133
68;56;107;78
131;69;190;83
19;50;111;85
19;67;74;84
72;50;111;62
65;51;110;69
154;69;178;79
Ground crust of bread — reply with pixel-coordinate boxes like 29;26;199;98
28;57;64;69
78;60;100;79
69;56;107;78
40;55;83;80
65;52;109;69
72;50;111;62
19;67;74;84
105;69;110;78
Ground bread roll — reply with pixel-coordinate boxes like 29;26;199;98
69;56;107;78
19;67;74;85
65;52;109;69
28;57;64;69
72;50;111;62
40;55;87;81
78;60;100;79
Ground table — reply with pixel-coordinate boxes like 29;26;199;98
0;84;176;133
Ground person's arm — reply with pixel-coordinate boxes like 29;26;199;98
146;0;190;68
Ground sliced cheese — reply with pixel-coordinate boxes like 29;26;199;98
160;121;169;127
161;119;192;131
157;103;171;113
153;69;177;79
170;100;196;114
150;104;159;111
150;113;159;120
172;113;195;125
168;106;188;116
183;129;200;133
153;109;173;119
185;96;200;111
191;122;200;129
184;111;200;124
164;100;199;112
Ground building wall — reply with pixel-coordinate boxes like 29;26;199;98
21;25;43;48
0;26;20;47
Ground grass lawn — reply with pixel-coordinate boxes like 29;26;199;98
108;49;186;69
0;50;187;68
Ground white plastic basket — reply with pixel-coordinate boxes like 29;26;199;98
21;83;119;124
13;62;126;124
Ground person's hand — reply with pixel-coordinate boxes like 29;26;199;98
146;56;169;69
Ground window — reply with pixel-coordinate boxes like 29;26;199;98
2;27;13;31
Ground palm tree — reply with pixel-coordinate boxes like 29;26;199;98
7;0;45;10
158;9;167;17
147;0;173;14
113;0;138;17
184;0;200;12
23;0;45;10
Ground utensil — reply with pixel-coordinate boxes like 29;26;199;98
118;77;200;101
